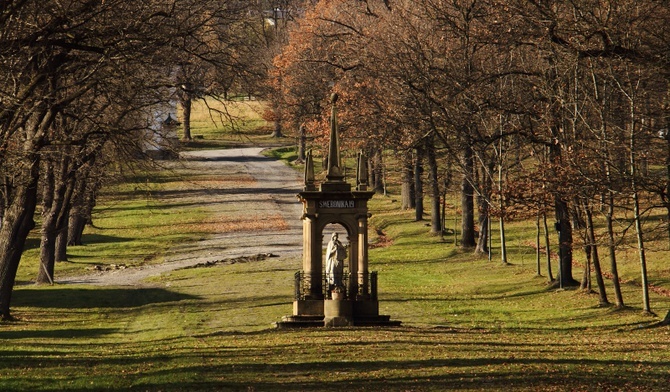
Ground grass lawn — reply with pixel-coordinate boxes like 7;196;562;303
3;101;670;391
3;190;670;391
176;97;290;149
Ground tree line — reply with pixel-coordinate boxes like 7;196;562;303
2;0;668;320
269;0;670;312
0;0;289;320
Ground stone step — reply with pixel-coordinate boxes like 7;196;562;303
274;315;325;329
281;315;324;322
274;315;402;328
274;320;324;329
353;315;402;327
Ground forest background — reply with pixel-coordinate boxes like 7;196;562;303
1;0;670;390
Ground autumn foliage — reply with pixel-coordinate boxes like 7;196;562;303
270;0;670;306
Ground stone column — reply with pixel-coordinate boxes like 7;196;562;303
357;216;369;299
303;215;322;299
347;234;358;299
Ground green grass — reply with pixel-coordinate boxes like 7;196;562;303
5;111;670;390
3;248;670;391
17;182;210;283
176;97;292;149
264;145;299;162
4;182;670;390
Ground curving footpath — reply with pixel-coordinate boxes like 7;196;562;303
60;147;303;286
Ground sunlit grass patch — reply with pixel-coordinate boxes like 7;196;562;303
179;98;274;142
5;242;670;391
5;131;670;391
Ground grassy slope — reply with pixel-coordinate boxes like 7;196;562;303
4;219;670;391
2;100;670;391
179;98;281;149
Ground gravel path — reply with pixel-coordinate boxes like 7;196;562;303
60;147;303;286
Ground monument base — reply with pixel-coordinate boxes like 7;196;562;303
324;299;353;327
276;298;401;328
324;316;352;327
275;314;324;328
293;299;324;316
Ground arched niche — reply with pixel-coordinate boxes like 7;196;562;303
298;192;373;301
319;220;356;298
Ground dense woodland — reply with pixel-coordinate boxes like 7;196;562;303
1;0;669;320
270;0;670;314
0;0;280;320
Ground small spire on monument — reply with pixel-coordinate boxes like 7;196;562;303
304;149;315;191
356;150;368;191
325;93;344;183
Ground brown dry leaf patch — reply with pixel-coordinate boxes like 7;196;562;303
194;176;255;185
164;177;256;191
178;214;289;234
370;232;394;249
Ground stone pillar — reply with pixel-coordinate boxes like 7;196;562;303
347;234;358;299
357;216;369;299
302;215;322;299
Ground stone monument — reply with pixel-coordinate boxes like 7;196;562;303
276;94;400;328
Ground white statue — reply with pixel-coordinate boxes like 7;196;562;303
325;232;347;288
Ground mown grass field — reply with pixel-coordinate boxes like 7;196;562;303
4;195;670;391
3;100;670;391
178;98;280;149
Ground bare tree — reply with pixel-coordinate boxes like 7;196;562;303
0;0;260;320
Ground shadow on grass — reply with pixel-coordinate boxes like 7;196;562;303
138;356;670;391
8;356;664;392
12;287;199;309
120;186;300;199
78;233;133;245
22;237;40;251
0;328;118;340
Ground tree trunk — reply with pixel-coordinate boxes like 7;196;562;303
629;122;651;313
580;235;592;291
37;154;74;284
601;98;624;307
401;151;414;210
556;198;578;287
271;118;283;138
475;213;489;255
475;161;493;255
372;149;384;194
37;160;57;284
68;170;98;247
497;153;508;264
535;214;541;276
579;199;590;291
665;131;670;249
549;122;577;287
633;174;650;312
543;212;554;282
585;203;608;305
68;208;87;246
606;196;625;308
0;159;40;320
0;185;4;229
55;228;68;262
54;174;76;263
460;143;476;248
297;124;306;162
180;95;192;141
426;139;441;234
414;145;424;221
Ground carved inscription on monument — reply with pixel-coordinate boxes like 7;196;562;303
319;200;355;209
